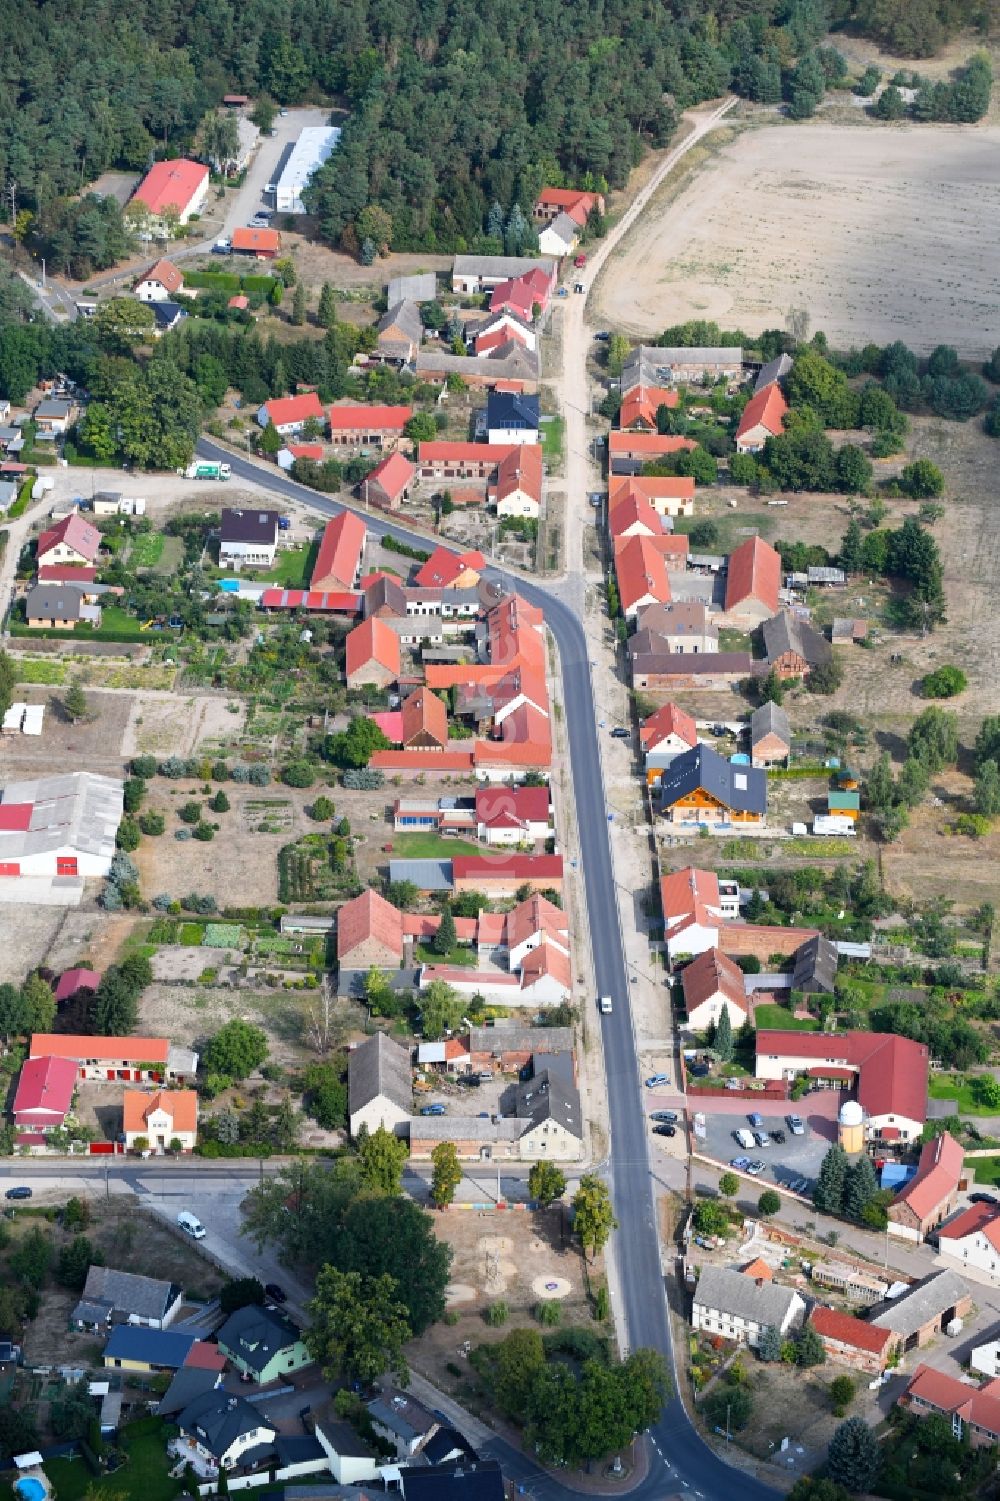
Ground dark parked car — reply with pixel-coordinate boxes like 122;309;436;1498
265;1283;287;1304
653;1124;676;1137
610;726;630;739
771;1129;786;1145
688;1062;711;1077
650;1110;679;1123
969;1192;999;1205
5;1187;31;1200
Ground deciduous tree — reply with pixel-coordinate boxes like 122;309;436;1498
306;1265;410;1384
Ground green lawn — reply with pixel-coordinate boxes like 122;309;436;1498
216;540;318;589
12;657;66;684
967;1155;1000;1186
753;1004;819;1032
129;532;165;568
928;1073;998;1116
153;534;184;575
46;1418;181;1501
391;832;481;858
415;943;478;966
540;414;564;463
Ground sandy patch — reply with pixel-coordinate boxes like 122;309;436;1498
445;1283;477;1306
121;693;245;759
531;1275;572;1299
595;123;1000;354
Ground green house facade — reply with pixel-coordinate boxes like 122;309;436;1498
216;1305;312;1384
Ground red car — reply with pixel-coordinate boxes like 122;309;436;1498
574;253;587;268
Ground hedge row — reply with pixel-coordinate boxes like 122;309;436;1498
183;270;278;295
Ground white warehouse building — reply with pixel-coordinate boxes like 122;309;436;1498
274;126;342;214
0;771;124;904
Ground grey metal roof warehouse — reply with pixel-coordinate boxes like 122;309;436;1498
0;772;124;861
388;858;453;891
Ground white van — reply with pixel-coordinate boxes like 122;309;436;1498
598;996;613;1015
734;1128;756;1151
177;1211;206;1239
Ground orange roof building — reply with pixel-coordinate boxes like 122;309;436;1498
901;1363;1000;1446
414;546;486;590
735;382;788;454
680;947;748;1031
337;889;403;969
123;1089;198;1151
489;444;543;518
613;534;671;617
135;258;184;300
345;617;401;688
724;535;781;623
328;404;413;447
401;687;449;750
619;386;678;430
810;1306;898;1372
362;451;416;510
610;473;696;518
29;1033;196;1082
534;187;605;223
640;701;698;755
231;226;281;258
312;510;366;591
259;391;325;433
132;160;208;223
888;1130;965;1242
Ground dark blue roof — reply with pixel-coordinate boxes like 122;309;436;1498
104;1324;197;1368
486;391;539;429
152;300;186;327
659;743;767;815
401;1460;504;1500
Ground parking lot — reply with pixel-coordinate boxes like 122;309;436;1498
699;1106;835;1196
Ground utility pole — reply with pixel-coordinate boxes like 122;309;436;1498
6;180;15;229
726;1402;731;1444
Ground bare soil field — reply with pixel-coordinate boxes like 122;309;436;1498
0;906;104;985
135;978;320;1068
121;692;246;760
595;122;1000;355
0;688;133;779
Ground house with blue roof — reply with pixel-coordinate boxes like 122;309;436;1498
102;1324;198;1373
486;392;540;446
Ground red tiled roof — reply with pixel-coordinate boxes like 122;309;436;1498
608;431;697;457
520;941;572;991
476;785;550;830
284;443;324;460
185;1342;227;1371
329;403;413;432
312;510;366;591
30;1034;169;1064
505;893;568;951
661;866;722;922
725;534;781;614
904;1364;1000;1438
736;382;788;444
490;444;543;505
608;490;661;538
611;474;696;505
36;513;101;564
641;701;698;752
337;889;403;963
232;226;281;254
124;1088;197;1134
755;1030;929;1125
613;534;671;613
619;386;679;429
264;392;324;428
260;588;362;613
37;565;98;585
414;545;486;589
453;854;563;882
740;1258;773;1281
681;947;748;1016
536;187;601;218
12;1055;77;1120
402;912;478;942
807;1066;854;1081
345;617;401;680
893;1131;964;1220
366;451;415;501
418;441;517;465
133;159;208;217
401;686;448;748
811;1305;894;1356
228;295;250;310
938;1200;1000;1252
138;258;183;294
55;968;101;1002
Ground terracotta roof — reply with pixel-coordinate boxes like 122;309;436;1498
505;893;568;951
36;513;101;564
401;912;478;942
499;701;551;747
490;444;543;505
619;386;679;429
123;1089;198;1135
810;1305;894;1356
938;1201;1000;1252
401;686;448;748
536;187;601;217
475;786;550;831
311;510;366;591
452;854;563;882
284;443;324;460
263;392;324;428
736;381;788;443
185;1342;227;1371
661;866;722;923
414;546;486;589
892;1131;964;1221
337;889;403;963
608;489;662;538
807;1065;854;1081
133;159;207;217
608;431;697;457
755;1030;929;1125
366;451;415;501
681;947;747;1016
418;441;517;464
138;258;183;294
614;534;671;614
520;941;572;991
489;278;535;319
476;735;551;769
12;1054;77;1119
232;226;281;254
31;1034;169;1064
640;701;698;752
260;588;362;613
724;534;781;614
329;403;412;432
740;1257;773;1281
345;617;401;680
904;1363;1000;1437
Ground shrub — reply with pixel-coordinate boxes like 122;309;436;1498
535;1299;561;1326
131;755;157;778
248;764;270;786
920;665;967;698
283;761;316;788
139;810;165;836
177;800;202;824
210;790;230;813
485;1300;509;1326
192;822;215;841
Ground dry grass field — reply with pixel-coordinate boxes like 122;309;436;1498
595;123;1000;355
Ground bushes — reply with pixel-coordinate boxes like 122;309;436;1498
920;665;967;699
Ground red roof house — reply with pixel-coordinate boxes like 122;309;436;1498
680;947;748;1031
362;452;416;510
452;854;562;896
36;513;101;569
754;1030;929;1133
55;968;102;1004
613;534;671;617
37;565;98;585
809;1306;898;1373
311;511;366;591
475;785;551;843
414;546;486;590
640;701;698;755
344;617;401;688
735;382;789;454
887;1130;965;1241
401;687;449;750
534;188;605;223
12;1054;78;1129
135;258;184;299
337;889;403;968
901;1364;1000;1446
724;535;781;623
259;392;325;433
328;404;413;447
619;386;679;430
132;160;209;222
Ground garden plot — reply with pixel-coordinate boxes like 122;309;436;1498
241;797;297;833
595;123;1000;355
121;693;245;760
135;980;319;1068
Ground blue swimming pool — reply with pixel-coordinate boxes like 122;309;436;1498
16;1477;46;1501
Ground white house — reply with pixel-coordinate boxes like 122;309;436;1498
347;1032;411;1137
938;1203;1000;1280
475;785;551;847
537;211;579;259
314;1418;381;1485
134;259;184;302
660;866;736;963
505;893;570;969
681;947;749;1033
971;1336;1000;1379
256;392;325;435
176;1391;275;1472
754;1030;928;1142
692;1266;806;1349
123;1089;197;1152
219;507;280;570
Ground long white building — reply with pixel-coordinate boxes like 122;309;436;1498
0;771;123;904
274;126;341;214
